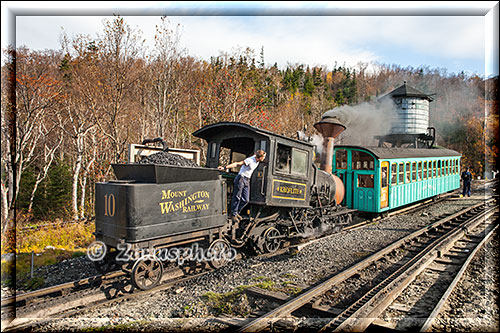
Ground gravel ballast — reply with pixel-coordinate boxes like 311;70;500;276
27;193;498;332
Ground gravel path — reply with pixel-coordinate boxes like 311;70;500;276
28;195;496;332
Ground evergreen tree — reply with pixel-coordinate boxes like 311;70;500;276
303;71;315;96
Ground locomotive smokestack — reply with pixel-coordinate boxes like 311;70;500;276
314;116;346;173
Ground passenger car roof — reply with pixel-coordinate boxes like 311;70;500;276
335;145;461;159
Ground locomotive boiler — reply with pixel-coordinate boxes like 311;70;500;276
93;119;353;290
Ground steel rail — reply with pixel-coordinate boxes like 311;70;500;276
292;193;457;253
1;270;125;308
8;187;465;306
1;267;208;332
4;192;492;331
324;203;497;332
237;199;493;333
419;219;499;332
1;221;343;325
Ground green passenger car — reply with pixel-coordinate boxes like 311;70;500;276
332;145;462;213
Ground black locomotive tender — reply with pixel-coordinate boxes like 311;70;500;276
95;121;353;290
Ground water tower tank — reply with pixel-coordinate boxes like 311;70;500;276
384;82;433;135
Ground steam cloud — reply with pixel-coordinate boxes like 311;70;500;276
321;98;398;146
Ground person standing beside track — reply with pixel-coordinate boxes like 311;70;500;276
461;167;472;197
219;150;266;222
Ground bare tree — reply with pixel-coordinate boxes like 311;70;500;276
26;122;64;213
78;128;98;219
93;16;145;163
2;47;63;231
58;35;100;219
1;47;16;230
148;17;186;144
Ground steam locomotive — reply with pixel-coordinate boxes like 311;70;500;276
93;118;354;290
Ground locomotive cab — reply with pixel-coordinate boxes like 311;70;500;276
193;122;317;210
194;122;352;254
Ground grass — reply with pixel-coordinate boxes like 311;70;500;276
202;288;250;316
1;248;88;290
201;275;303;316
280;273;298;279
251;275;276;290
1;220;95;290
13;222;95;254
281;280;303;295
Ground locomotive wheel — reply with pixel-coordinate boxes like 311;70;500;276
131;255;163;290
262;227;282;253
207;239;231;269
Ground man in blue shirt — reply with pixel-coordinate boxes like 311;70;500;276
461;167;472;197
221;150;266;221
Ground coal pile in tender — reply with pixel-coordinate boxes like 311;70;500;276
138;151;198;167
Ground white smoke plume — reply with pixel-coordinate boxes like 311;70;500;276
310;133;325;155
321;98;398;146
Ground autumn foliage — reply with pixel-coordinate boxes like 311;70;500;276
1;16;498;229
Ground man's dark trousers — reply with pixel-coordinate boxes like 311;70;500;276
231;174;250;217
463;181;471;197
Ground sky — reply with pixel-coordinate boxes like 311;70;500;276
2;1;499;78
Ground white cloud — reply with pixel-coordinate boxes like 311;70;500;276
172;16;379;69
3;2;492;75
171;15;484;70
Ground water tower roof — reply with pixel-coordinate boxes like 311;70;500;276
381;82;434;101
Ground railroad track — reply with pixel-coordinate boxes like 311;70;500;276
375;209;498;331
1;192;489;331
1;265;208;332
233;199;497;332
1;271;125;309
289;192;459;253
1;269;127;330
1;242;301;332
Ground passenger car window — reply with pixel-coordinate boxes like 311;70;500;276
335;149;347;169
352;151;374;170
398;163;404;184
411;162;416;182
405;162;410;183
381;166;388;187
358;174;374;188
391;163;397;185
